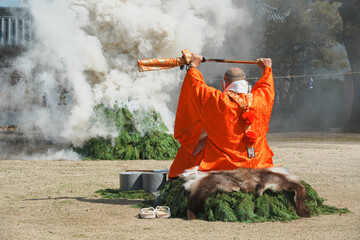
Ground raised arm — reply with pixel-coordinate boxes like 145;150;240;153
251;58;275;114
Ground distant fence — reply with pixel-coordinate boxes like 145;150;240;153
0;16;32;47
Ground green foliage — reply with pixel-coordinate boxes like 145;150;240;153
242;0;350;129
139;131;180;160
160;179;350;222
96;189;154;208
204;193;238;222
160;178;189;217
73;104;180;160
96;189;153;200
261;0;347;70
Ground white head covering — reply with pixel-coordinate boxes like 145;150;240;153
223;67;248;94
224;80;249;94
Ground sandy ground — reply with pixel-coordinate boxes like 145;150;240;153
0;133;359;240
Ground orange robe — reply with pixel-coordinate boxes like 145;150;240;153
168;67;275;178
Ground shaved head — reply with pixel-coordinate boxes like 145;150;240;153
224;67;246;84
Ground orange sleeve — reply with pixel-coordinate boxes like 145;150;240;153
173;68;206;154
169;69;210;178
251;67;275;117
180;68;225;118
175;68;237;153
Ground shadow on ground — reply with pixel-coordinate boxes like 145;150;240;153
24;196;142;206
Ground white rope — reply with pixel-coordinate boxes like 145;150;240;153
210;71;360;81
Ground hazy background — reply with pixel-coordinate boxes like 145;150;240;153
0;0;352;159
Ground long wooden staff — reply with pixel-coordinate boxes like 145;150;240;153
138;57;259;72
203;57;259;65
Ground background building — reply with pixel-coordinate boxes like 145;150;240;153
0;6;32;68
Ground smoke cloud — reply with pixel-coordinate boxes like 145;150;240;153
0;0;253;159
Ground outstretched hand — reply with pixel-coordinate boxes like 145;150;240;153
189;53;203;68
257;58;272;69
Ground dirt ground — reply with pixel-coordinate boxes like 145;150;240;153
0;133;359;240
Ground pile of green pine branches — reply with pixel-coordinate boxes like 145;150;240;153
73;104;179;160
160;178;350;222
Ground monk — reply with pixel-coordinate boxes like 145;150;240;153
168;53;274;179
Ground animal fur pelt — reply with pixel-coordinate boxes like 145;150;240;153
182;167;310;220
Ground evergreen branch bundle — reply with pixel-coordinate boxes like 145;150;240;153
160;179;350;222
96;189;153;201
73;104;180;160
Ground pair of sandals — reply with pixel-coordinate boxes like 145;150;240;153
140;206;171;219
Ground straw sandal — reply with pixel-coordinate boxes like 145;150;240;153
155;206;171;218
140;207;156;219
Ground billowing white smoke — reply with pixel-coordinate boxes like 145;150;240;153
1;0;251;156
